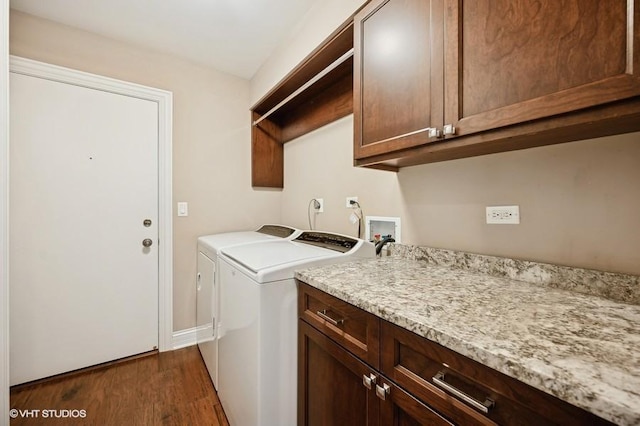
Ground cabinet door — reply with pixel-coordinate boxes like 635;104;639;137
354;0;444;159
444;0;640;138
377;378;453;426
299;320;380;426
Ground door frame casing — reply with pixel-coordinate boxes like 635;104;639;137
2;0;10;422
9;55;174;352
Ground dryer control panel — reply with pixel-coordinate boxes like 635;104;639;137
294;232;358;253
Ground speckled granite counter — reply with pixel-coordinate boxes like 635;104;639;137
295;249;640;425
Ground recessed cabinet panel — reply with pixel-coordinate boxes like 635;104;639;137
299;321;379;426
354;0;443;159
445;0;640;136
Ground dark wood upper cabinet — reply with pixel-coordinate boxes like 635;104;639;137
354;0;444;159
252;0;640;182
445;0;640;137
354;0;640;169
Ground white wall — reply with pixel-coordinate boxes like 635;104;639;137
1;0;9;422
251;0;366;105
252;0;640;276
280;115;403;238
396;132;640;274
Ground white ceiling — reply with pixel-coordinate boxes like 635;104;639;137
10;0;317;79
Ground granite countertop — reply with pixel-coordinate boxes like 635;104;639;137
295;253;640;425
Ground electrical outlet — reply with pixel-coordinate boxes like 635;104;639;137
314;198;324;213
346;196;358;208
486;205;520;224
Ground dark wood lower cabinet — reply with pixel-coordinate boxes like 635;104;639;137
299;320;451;426
380;321;613;426
378;378;453;426
299;321;379;426
298;282;615;426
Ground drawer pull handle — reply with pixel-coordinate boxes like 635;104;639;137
432;371;495;414
316;309;344;326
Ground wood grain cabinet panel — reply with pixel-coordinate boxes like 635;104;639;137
378;377;454;426
298;310;451;426
299;282;380;368
354;0;640;168
298;321;380;426
444;0;640;137
354;0;444;159
380;320;614;426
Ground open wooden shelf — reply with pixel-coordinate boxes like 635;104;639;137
251;19;355;188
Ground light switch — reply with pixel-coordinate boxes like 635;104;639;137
177;202;188;217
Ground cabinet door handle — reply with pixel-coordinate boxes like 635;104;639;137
316;309;345;326
443;124;456;136
375;383;391;400
427;127;442;138
432;371;495;414
362;373;377;390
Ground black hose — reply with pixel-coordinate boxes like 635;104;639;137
375;236;396;255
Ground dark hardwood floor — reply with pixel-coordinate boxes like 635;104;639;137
10;346;228;425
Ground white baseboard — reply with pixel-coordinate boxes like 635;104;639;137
171;327;197;350
172;324;215;350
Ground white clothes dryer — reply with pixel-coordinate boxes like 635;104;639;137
217;231;374;426
196;225;301;390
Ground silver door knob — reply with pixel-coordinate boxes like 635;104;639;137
142;238;153;247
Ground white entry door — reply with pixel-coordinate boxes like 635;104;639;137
9;71;159;385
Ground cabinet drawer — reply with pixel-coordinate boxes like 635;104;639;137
298;282;379;369
380;320;613;426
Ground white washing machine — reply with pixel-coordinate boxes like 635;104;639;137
196;225;301;390
217;231;375;426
